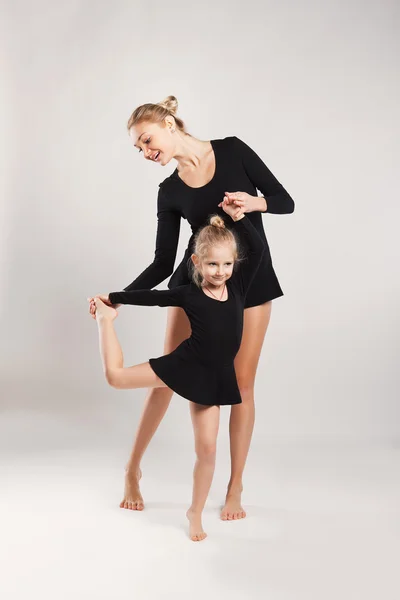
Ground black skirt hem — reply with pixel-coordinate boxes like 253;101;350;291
148;358;242;407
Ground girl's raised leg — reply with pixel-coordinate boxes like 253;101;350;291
187;403;220;541
95;299;166;390
221;301;272;521
120;306;191;510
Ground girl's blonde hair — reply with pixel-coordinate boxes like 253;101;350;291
127;95;188;133
190;215;242;287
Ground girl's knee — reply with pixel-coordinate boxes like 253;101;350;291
195;442;217;462
105;368;121;389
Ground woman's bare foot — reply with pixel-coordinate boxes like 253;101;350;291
186;509;207;542
120;468;144;511
221;484;246;520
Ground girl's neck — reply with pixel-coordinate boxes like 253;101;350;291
202;281;225;292
202;281;227;301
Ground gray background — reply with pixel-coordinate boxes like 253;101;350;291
2;0;399;443
1;1;399;599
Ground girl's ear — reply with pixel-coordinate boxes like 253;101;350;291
191;253;199;267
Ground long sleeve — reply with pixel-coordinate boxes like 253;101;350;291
233;136;295;214
109;285;186;308
232;216;266;296
123;187;181;291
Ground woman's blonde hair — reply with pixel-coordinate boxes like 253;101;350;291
190;215;242;287
127;95;188;133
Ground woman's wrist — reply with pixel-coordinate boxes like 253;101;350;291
232;214;245;222
255;196;267;212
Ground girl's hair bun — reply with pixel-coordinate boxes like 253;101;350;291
209;215;225;229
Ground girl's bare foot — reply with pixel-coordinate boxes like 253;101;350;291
120;468;144;511
221;484;246;520
186;509;207;542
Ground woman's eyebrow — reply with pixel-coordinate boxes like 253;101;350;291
134;132;147;148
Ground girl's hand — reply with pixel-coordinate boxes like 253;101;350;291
218;198;240;221
93;297;118;322
87;295;121;320
219;197;245;221
218;191;267;220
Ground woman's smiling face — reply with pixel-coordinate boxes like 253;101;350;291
130;119;176;166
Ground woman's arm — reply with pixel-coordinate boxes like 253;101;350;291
123;187;181;291
233;136;295;214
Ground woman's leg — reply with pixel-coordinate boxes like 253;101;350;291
121;306;191;510
221;301;272;520
187;403;220;541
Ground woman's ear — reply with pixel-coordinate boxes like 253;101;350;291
165;116;175;131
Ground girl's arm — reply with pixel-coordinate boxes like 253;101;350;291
232;215;266;295
108;286;186;308
234;136;295;214
123;187;182;291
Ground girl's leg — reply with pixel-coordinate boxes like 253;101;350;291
221;301;272;521
96;308;166;390
187;403;220;541
121;306;191;510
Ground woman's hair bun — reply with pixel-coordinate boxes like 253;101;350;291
209;215;225;229
157;95;178;115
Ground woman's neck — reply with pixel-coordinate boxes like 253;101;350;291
173;134;212;171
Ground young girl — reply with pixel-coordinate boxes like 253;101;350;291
89;199;265;541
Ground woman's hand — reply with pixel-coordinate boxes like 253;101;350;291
87;294;121;320
218;191;267;220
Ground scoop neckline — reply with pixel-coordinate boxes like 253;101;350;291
174;139;217;190
200;281;230;303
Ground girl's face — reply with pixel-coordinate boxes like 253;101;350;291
130;119;176;166
193;242;235;288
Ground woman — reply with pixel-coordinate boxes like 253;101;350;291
89;95;294;520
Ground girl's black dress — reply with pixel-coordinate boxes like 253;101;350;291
109;217;265;406
122;136;294;308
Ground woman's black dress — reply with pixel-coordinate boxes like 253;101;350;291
109;217;265;406
123;136;294;308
